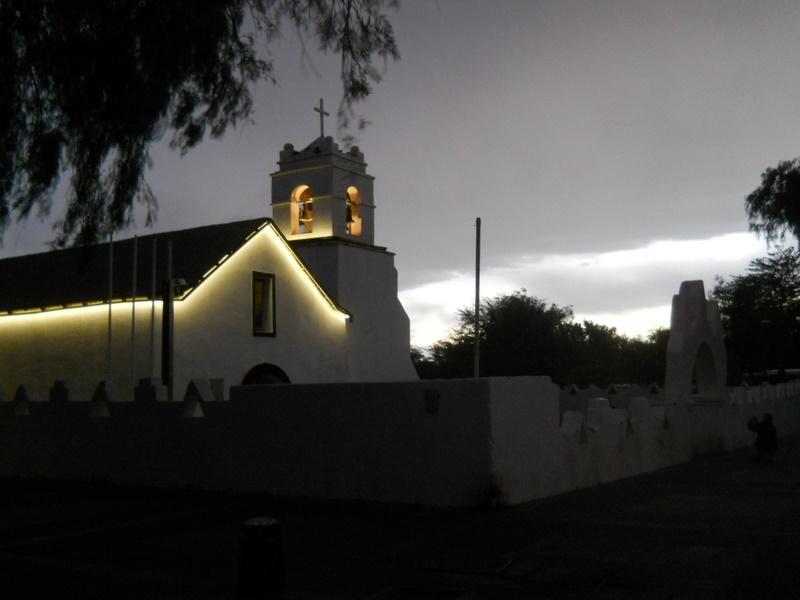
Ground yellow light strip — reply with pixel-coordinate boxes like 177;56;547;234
0;299;166;324
0;296;158;318
266;222;350;320
171;220;350;320
0;218;350;322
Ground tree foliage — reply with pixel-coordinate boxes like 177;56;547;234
711;247;800;382
745;158;800;245
412;290;669;387
1;0;399;246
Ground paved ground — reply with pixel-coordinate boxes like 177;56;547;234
2;438;800;599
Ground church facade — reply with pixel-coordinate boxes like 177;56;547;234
0;136;417;402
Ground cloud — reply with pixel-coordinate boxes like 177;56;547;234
401;232;765;347
575;305;672;339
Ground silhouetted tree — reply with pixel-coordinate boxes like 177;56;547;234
569;320;625;385
428;291;574;381
410;346;438;379
712;247;800;383
618;327;669;388
1;0;399;246
416;290;669;386
560;322;668;387
745;158;800;244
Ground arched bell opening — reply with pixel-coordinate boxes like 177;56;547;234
242;363;291;385
345;186;362;236
291;185;314;234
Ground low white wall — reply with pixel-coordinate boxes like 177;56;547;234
0;379;496;506
688;381;800;455
488;377;561;504
222;380;492;505
482;379;799;502
0;377;798;506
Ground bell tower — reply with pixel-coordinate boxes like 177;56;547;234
270;136;375;245
267;109;417;382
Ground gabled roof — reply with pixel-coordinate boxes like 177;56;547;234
0;218;348;317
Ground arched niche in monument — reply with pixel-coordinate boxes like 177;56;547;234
345;186;362;236
290;185;314;235
664;280;727;402
693;341;719;396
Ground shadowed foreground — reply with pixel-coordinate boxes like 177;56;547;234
1;438;800;599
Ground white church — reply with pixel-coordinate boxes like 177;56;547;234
0;133;418;402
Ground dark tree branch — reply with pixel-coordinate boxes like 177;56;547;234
1;0;400;247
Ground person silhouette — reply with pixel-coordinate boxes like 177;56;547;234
747;413;777;463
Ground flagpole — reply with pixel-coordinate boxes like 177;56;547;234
107;232;114;385
130;235;137;390
150;238;157;379
474;217;481;379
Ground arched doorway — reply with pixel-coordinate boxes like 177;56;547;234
242;363;291;385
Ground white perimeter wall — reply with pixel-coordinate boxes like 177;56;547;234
0;377;798;506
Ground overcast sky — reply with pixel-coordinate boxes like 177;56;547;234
4;0;799;346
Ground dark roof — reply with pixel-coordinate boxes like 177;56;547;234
0;218;268;313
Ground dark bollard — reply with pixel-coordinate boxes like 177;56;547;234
238;517;284;596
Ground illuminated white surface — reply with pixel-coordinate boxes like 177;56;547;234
0;223;358;400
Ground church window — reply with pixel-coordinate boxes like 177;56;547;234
346;186;362;236
252;272;275;336
291;185;314;234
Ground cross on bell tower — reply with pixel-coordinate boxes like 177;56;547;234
313;98;330;138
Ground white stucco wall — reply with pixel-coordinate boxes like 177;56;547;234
488;377;562;504
0;377;798;507
294;241;418;382
220;379;492;505
0;378;497;506
0;301;163;402
172;224;349;391
0;225;355;402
